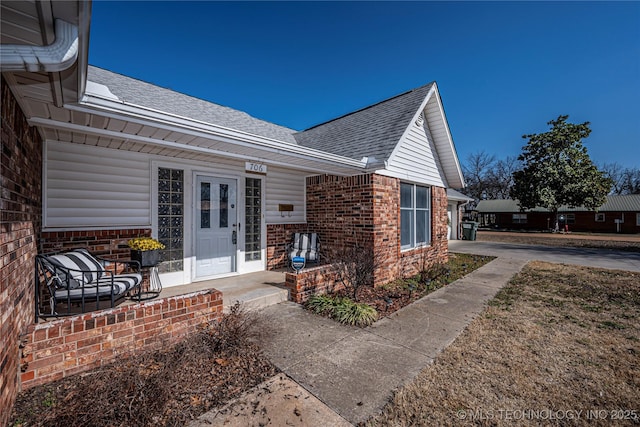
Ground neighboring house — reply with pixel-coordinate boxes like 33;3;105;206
1;1;465;420
447;189;474;240
476;196;640;234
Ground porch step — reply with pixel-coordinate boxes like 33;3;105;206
151;271;289;312
223;285;289;311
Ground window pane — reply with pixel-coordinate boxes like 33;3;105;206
219;184;228;228
416;210;428;244
401;183;413;208
416;186;429;209
245;178;262;261
200;182;210;229
401;209;413;247
158;167;184;273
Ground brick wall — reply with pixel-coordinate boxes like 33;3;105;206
20;289;223;390
1;77;43;424
293;173;449;293
40;228;152;258
371;174;401;285
266;223;308;270
284;265;344;304
305;174;375;260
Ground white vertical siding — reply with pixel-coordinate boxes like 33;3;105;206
45;141;151;228
384;118;447;187
265;167;306;224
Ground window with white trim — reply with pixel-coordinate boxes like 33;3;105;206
636;213;640;226
512;213;527;224
401;183;431;249
595;213;605;222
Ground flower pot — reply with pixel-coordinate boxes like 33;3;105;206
131;249;160;267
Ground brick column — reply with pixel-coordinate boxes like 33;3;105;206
1;76;43;425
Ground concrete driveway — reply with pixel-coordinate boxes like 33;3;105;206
449;240;640;272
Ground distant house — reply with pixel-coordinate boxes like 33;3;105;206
476;195;640;234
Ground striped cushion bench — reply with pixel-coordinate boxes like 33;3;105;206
287;232;320;263
36;248;142;319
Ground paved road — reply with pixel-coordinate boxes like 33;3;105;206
449;240;640;272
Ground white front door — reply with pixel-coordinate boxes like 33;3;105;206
195;176;237;278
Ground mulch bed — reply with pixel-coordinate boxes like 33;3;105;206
10;305;277;427
333;253;495;319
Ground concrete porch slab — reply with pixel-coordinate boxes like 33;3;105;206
154;270;288;310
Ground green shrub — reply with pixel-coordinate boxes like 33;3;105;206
306;294;338;315
334;299;378;327
306;294;378;327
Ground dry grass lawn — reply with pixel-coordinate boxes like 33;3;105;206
477;230;640;252
367;262;640;426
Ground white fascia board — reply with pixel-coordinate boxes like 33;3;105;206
74;92;366;170
29;117;362;176
429;86;465;188
385;83;464;189
385;84;437;168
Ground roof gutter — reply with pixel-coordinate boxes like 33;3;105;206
0;19;78;72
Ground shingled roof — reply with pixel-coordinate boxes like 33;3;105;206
88;66;299;144
293;83;435;162
87;67;456;177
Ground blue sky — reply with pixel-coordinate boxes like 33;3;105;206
89;1;640;170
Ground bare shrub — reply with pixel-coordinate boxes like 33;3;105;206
10;303;277;427
332;244;380;301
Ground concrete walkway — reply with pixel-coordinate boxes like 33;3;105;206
255;257;525;425
450;240;640;272
190;241;640;425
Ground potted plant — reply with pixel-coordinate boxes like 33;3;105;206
128;237;165;267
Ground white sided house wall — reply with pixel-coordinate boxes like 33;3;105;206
44;140;308;286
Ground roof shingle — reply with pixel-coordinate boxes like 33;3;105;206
293;83;434;162
88;66;299;144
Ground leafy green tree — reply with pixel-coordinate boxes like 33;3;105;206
511;115;613;231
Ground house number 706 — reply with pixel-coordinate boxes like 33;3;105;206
245;162;267;174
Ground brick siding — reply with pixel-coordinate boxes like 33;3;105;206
40;228;152;258
1;77;43;425
20;290;222;390
266;223;309;270
278;174;449;301
284;265;344;304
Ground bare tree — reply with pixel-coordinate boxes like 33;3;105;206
621;168;640;194
601;162;626;195
485;156;520;199
461;151;496;202
601;163;640;195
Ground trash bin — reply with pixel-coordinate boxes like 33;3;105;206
461;221;478;240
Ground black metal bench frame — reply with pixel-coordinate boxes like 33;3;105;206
35;248;142;322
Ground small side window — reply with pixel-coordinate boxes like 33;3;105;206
595;213;605;222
